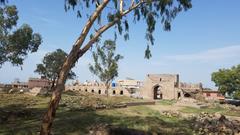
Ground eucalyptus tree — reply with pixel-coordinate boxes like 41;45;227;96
35;49;76;89
36;0;192;134
89;40;123;96
0;5;42;67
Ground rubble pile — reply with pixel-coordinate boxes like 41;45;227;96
193;112;240;134
59;94;94;111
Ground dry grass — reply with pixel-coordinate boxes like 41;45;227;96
0;92;194;135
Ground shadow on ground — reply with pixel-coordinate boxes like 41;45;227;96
0;103;193;135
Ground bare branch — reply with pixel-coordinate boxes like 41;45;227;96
120;0;123;13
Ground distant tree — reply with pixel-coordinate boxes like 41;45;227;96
35;49;76;89
0;5;42;67
89;40;123;96
38;1;192;134
212;64;240;99
233;91;240;100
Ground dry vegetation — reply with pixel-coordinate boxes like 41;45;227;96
0;91;239;135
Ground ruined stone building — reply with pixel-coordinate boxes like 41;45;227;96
65;79;143;96
66;74;204;100
140;74;203;100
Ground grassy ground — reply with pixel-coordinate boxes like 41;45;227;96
180;106;240;117
156;99;176;106
0;92;194;135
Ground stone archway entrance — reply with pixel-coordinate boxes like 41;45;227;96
153;85;162;100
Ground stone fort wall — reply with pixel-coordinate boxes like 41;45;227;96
65;84;131;96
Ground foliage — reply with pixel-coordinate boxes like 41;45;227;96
0;5;42;67
35;49;76;87
65;0;192;59
233;90;240;100
89;40;123;93
211;64;240;97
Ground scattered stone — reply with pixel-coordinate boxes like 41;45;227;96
95;104;107;109
192;112;240;134
161;110;181;117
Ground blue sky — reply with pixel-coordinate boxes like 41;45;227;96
0;0;240;89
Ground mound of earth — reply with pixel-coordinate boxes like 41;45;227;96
193;112;240;134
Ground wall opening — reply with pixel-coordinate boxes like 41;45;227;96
98;90;101;94
184;93;191;98
120;90;123;95
85;89;87;92
113;90;116;95
178;92;181;99
153;86;162;100
91;89;94;93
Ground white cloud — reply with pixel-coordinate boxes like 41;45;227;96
38;16;59;25
165;45;240;62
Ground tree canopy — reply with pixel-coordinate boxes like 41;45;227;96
0;5;42;67
35;49;76;88
65;0;192;59
212;64;240;99
89;39;123;92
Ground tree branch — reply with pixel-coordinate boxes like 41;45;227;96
79;0;145;56
58;0;110;82
72;0;110;50
120;0;123;14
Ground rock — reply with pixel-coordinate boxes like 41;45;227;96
193;113;240;134
95;104;107;109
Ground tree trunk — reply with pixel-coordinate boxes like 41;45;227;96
40;83;64;135
39;0;142;133
39;1;110;134
40;49;84;134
